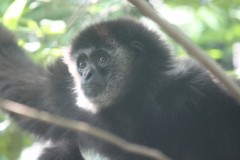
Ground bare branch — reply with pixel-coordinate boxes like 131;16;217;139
128;0;240;102
0;99;171;160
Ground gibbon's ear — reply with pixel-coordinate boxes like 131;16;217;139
130;41;146;57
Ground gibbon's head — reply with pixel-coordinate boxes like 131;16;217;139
64;19;171;112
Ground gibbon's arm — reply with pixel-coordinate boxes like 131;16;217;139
0;25;81;139
0;25;49;109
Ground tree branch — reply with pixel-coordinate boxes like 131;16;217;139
0;99;171;160
128;0;240;102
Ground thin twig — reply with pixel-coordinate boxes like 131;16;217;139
128;0;240;102
0;99;171;160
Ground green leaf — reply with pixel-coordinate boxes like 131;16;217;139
207;49;223;59
40;19;66;34
2;0;27;29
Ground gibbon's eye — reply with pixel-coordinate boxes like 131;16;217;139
97;56;108;68
78;60;86;69
77;57;87;73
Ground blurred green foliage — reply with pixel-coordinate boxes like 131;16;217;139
0;0;240;159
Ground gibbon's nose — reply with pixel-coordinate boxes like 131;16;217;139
84;67;94;82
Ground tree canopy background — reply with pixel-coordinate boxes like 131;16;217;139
0;0;240;160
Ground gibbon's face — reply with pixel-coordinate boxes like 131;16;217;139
76;46;132;100
77;48;110;98
67;45;134;110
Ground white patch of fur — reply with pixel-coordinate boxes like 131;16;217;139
82;149;109;160
19;141;52;160
63;49;98;113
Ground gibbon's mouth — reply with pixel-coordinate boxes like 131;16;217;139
82;84;105;98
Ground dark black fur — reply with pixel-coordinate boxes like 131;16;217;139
1;19;240;160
